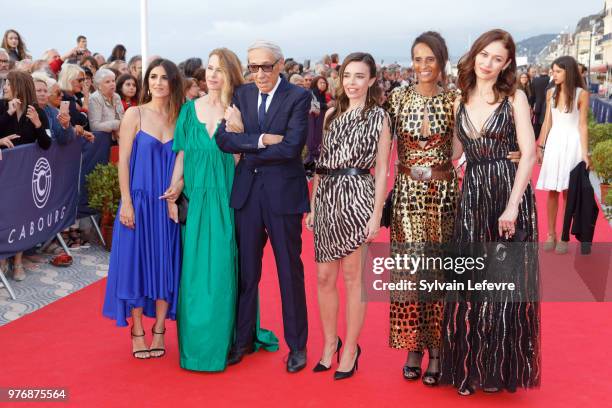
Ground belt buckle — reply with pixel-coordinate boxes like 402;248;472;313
410;166;432;181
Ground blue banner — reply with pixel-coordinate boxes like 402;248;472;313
591;97;612;124
0;140;81;259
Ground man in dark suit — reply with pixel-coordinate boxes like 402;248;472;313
216;41;310;373
531;66;551;138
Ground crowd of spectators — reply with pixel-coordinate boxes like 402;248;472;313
0;27;553;282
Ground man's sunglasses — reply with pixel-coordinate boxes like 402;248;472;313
247;59;280;74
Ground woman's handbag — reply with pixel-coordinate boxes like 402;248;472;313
380;111;398;228
176;193;189;225
380;190;393;228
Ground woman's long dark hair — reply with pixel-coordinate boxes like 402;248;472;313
109;44;126;62
2;29;28;60
311;76;328;109
325;52;381;130
7;70;37;107
116;73;140;103
517;72;532;99
140;58;184;124
552;56;585;113
457;29;517;104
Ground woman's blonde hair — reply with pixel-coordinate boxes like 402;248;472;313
31;71;56;88
57;63;84;92
208;48;244;108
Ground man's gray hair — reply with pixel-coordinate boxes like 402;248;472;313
94;68;116;87
41;49;59;61
247;40;283;61
0;48;8;58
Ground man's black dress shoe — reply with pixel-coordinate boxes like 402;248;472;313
286;349;307;373
227;344;254;366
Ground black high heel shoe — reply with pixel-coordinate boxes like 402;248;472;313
403;351;423;380
422;356;441;386
334;344;361;380
313;337;343;372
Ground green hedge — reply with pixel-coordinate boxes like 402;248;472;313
592;139;612;184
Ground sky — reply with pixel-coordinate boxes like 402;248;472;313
5;0;606;65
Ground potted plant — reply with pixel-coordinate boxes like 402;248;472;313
605;188;612;221
592;139;612;201
86;163;120;251
588;122;612;150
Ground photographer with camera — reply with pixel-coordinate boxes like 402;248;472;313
49;35;91;75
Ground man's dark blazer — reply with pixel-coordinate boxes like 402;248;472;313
532;74;551;125
216;78;311;215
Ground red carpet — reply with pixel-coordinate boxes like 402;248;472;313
1;166;611;407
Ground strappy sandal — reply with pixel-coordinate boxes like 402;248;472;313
422;356;441;386
555;240;568;255
150;327;166;358
12;263;26;281
131;328;150;359
543;233;556;252
402;351;423;380
458;385;475;396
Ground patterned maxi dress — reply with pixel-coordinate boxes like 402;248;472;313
440;97;541;392
314;106;387;262
385;85;458;352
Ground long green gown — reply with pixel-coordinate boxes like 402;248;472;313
174;100;278;372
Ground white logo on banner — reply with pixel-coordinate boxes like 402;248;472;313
32;158;52;209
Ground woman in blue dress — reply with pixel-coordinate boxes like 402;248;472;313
103;59;184;359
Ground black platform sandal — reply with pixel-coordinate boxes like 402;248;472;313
458;385;475;396
422;356;441;386
402;351;423;380
150;327;166;358
131;328;150;359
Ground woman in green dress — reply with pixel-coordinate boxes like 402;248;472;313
163;48;278;371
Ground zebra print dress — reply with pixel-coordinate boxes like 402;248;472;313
314;106;387;262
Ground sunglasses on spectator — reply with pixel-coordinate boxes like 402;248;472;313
247;59;280;74
76;78;85;82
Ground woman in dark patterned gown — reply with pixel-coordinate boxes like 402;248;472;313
306;52;391;380
441;29;541;395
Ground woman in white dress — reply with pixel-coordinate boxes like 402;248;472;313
536;56;591;254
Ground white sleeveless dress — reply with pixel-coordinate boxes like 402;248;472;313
536;88;584;192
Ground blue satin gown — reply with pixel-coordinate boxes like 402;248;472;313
103;130;181;326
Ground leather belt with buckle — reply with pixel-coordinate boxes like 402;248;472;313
397;162;453;181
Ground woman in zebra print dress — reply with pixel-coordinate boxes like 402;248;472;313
441;29;540;396
305;52;391;380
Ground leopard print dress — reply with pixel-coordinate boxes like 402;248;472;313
385;85;458;352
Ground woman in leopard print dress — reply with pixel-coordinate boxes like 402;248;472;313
385;32;458;385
